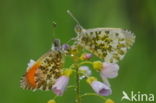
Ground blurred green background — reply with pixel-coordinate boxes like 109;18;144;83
0;0;156;103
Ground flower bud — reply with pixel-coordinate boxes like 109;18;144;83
48;99;56;103
93;61;103;71
79;66;92;77
105;98;114;103
80;53;92;60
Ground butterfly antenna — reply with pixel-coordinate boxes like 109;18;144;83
51;21;57;39
51;21;60;50
67;10;81;26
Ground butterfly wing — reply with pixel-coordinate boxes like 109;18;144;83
75;28;135;63
20;50;64;91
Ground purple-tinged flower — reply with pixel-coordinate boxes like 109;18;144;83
79;66;92;77
101;62;119;79
51;69;72;96
91;81;112;96
52;76;69;96
62;44;70;52
86;77;112;96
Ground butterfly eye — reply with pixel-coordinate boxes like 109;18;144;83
74;25;83;34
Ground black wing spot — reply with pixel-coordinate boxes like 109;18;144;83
105;30;110;34
115;33;119;36
90;32;93;35
95;31;101;35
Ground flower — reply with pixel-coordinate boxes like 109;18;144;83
92;61;119;79
80;53;92;60
48;99;56;103
86;77;112;96
79;66;92;77
62;44;70;54
93;61;103;71
52;76;69;96
101;62;119;79
105;99;115;103
52;69;72;96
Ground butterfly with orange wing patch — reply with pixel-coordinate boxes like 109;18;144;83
20;39;70;91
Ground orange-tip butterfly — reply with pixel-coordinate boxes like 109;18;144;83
67;10;135;63
20;39;69;91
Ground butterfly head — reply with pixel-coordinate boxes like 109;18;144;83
52;39;61;51
74;24;84;34
51;39;71;55
67;10;85;35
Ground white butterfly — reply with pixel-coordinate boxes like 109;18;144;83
67;10;135;63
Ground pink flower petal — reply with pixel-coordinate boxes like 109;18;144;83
52;76;69;96
91;81;112;96
101;62;119;79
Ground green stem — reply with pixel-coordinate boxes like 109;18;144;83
79;61;93;66
53;95;58;100
80;93;106;101
75;64;81;103
67;85;77;89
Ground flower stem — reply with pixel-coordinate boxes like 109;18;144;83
67;85;77;89
80;93;106;101
79;61;93;66
75;64;81;103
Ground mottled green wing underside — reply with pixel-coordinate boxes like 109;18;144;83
75;28;135;63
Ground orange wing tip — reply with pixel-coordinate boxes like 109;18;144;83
27;59;36;71
20;61;41;90
20;76;36;91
